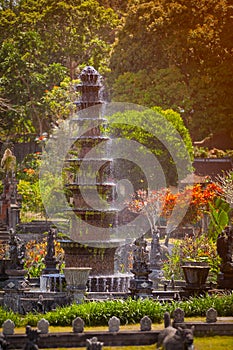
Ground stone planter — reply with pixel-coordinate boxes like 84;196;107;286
182;262;210;290
64;267;91;291
64;267;91;303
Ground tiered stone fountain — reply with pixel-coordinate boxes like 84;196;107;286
61;66;130;293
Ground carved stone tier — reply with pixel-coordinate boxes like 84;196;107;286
61;240;121;276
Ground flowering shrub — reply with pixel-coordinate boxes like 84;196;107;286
0;242;9;259
17;152;41;183
174;183;222;226
128;183;222;229
24;238;64;277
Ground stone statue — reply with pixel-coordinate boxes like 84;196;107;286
86;337;103;350
43;227;59;274
217;226;233;273
1;148;16;179
150;228;162;269
8;228;25;270
23;326;40;350
46;227;56;259
0;335;9;350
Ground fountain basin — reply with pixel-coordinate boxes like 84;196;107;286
87;273;132;293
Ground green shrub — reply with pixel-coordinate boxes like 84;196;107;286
0;294;232;327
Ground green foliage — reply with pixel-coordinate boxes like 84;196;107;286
17;179;44;219
16;152;45;220
0;294;233;327
208;197;230;241
42;77;80;127
17;152;41;183
162;240;183;280
106;107;193;186
111;67;192;114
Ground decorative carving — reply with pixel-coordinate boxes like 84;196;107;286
173;308;185;324
2;319;15;335
43;227;58;274
140;316;152;331
150;228;162;269
129;236;153;298
8;229;25;270
108;316;120;333
206;308;217;323
37;318;49;334
72;317;85;333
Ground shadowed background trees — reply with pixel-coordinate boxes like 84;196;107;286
108;0;233;142
0;0;232;143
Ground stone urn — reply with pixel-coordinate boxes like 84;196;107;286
182;261;210;291
63;267;91;302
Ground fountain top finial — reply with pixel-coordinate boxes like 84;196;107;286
79;66;102;86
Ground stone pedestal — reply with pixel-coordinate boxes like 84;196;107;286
0;259;11;285
42;259;59;275
149;229;163;290
3;269;29;291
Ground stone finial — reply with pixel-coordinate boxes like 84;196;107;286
37;318;49;334
86;336;103;350
2;319;15;335
173;308;185;324
108;316;120;332
72;317;85;333
206;308;217;323
140;316;152;331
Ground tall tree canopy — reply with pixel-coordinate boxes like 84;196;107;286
0;0;119;139
109;0;233;141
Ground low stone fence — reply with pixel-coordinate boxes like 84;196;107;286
1;308;233;349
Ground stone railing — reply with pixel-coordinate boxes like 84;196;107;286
1;308;233;349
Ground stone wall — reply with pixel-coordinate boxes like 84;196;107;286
1;309;233;348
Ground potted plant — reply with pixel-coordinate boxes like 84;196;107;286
162;232;221;288
180;232;221;290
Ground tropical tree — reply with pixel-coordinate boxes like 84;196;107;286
0;0;119;139
106;107;193;187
